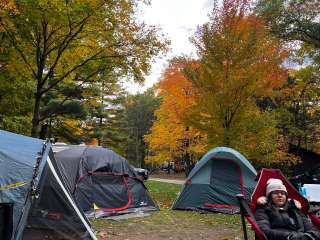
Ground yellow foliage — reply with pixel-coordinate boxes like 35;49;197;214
0;0;18;13
144;60;208;165
63;119;84;136
182;2;288;162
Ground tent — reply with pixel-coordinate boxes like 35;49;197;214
54;145;158;218
172;147;257;214
0;130;97;240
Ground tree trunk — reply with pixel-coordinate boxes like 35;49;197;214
31;94;42;137
140;142;146;168
39;124;48;140
223;127;230;146
184;152;192;177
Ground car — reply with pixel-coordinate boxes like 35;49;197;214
133;167;149;180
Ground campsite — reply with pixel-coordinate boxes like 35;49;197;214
0;130;252;240
0;131;257;240
1;130;320;240
1;0;320;239
93;180;248;240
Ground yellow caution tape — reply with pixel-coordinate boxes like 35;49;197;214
0;181;28;191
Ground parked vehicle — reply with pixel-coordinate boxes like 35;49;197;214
133;167;149;180
290;166;320;190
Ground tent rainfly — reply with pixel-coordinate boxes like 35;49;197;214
0;130;97;240
172;147;257;214
54;145;158;218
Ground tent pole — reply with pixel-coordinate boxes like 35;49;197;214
47;157;97;240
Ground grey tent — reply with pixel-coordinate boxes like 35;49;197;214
0;130;97;240
172;147;257;214
54;145;158;218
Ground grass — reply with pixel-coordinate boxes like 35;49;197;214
144;180;243;228
92;180;254;239
145;180;182;209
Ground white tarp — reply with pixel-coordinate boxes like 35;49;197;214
303;184;320;202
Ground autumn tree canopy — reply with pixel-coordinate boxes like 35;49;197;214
0;0;168;137
184;0;289;163
255;0;320;48
144;59;207;166
255;0;320;155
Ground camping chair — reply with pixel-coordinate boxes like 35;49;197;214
236;168;320;240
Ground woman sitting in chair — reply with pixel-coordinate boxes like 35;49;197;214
255;178;320;240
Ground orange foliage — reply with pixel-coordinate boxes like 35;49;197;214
85;138;99;146
183;0;289;161
158;59;197;119
144;59;207;164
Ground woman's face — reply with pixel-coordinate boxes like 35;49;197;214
271;190;287;207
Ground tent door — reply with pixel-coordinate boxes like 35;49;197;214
89;174;131;212
210;159;243;204
0;203;13;240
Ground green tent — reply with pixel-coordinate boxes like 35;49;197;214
172;147;257;214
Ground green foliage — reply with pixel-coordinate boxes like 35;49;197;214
276;66;320;151
0;56;34;134
125;88;161;166
42;99;88;119
0;115;32;135
254;0;320;159
254;0;320;48
99;99;129;156
0;0;168;137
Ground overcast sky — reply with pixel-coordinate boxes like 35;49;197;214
124;0;213;93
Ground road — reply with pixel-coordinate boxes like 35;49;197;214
148;177;185;185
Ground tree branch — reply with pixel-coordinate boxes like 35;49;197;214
0;22;37;79
39;69;100;122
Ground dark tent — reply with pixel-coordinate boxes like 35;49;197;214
0;130;97;240
54;145;158;218
172;147;257;214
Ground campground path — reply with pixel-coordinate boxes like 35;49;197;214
148;177;185;185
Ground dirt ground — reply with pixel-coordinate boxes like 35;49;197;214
92;175;252;240
94;214;245;240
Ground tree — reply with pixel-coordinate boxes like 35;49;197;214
0;0;32;134
125;88;161;167
0;0;17;11
91;87;129;156
184;0;288;163
144;59;207;169
276;67;320;151
254;0;320;48
0;76;33;135
0;0;168;137
255;0;320;155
